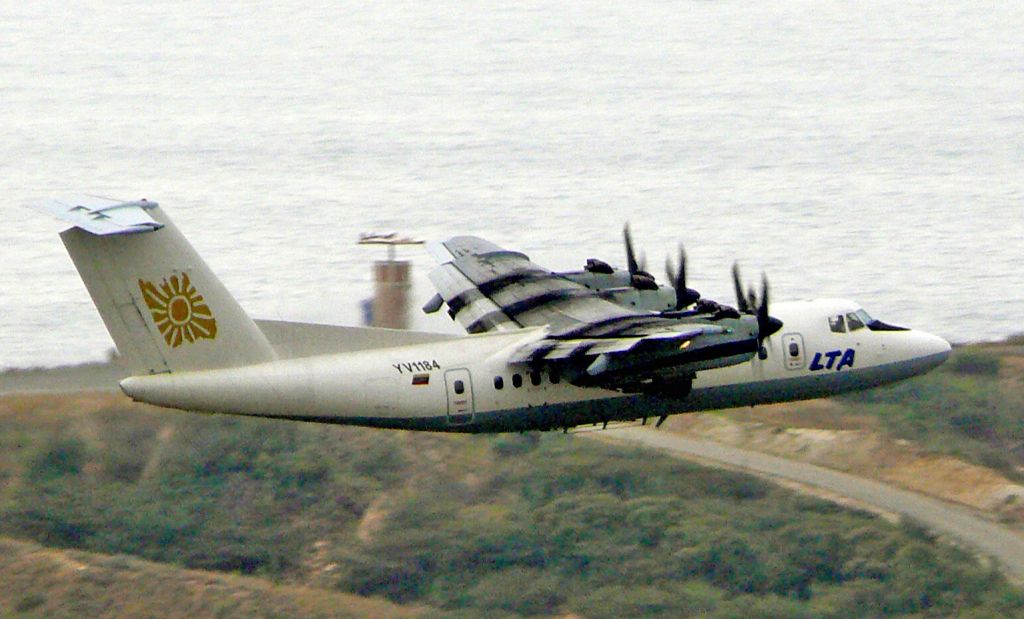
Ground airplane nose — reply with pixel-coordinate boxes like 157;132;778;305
918;331;952;367
929;332;952;357
875;329;952;382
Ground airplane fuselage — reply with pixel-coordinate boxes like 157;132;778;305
33;199;951;435
121;299;951;432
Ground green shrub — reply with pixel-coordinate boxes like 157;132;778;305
14;592;46;612
350;434;408;484
93;407;159;482
569;584;678;619
949;350;1001;376
336;552;435;603
696;534;768;594
623;496;682;547
491;433;539;457
712;593;814;619
807;580;888;619
464;567;564;616
897;517;937;543
27;435;87;482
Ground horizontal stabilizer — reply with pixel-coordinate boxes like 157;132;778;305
29;195;163;235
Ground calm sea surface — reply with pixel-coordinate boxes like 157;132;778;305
1;1;1022;369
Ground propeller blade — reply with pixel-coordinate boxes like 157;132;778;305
624;223;639;275
676;246;687;291
755;273;784;355
623;223;657;289
757;274;770;335
732;263;751;313
666;245;700;310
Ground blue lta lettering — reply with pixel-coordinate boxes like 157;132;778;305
810;349;856;372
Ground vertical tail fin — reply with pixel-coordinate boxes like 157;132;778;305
35;197;276;374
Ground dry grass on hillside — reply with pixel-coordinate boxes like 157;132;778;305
0;536;425;619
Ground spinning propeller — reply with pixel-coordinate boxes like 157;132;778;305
665;245;701;310
623;224;657;290
623;223;700;307
620;224;783;346
732;263;784;357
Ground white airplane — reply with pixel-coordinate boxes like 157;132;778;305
32;197;951;432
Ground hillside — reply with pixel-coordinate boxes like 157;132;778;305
665;340;1024;525
2;388;1024;617
0;536;423;619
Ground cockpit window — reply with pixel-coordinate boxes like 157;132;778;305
853;308;911;332
829;315;846;333
846;312;865;331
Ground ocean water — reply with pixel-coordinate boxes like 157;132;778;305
1;1;1022;369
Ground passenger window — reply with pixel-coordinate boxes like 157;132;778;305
530;371;542;386
493;376;504;390
512;373;523;388
789;342;800;357
846;312;865;331
829;315;846;333
454;380;465;395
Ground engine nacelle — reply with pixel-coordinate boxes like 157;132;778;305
557;266;677;312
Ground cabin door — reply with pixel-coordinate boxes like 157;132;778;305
444;369;474;425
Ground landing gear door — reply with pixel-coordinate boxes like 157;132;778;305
444;369;474;425
782;333;806;370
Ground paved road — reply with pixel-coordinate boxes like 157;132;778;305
603;426;1024;583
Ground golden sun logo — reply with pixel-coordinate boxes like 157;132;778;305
138;273;218;347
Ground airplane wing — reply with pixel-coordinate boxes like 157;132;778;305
427;235;640;334
427;236;760;391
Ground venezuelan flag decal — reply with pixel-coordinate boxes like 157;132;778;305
138;273;218;347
